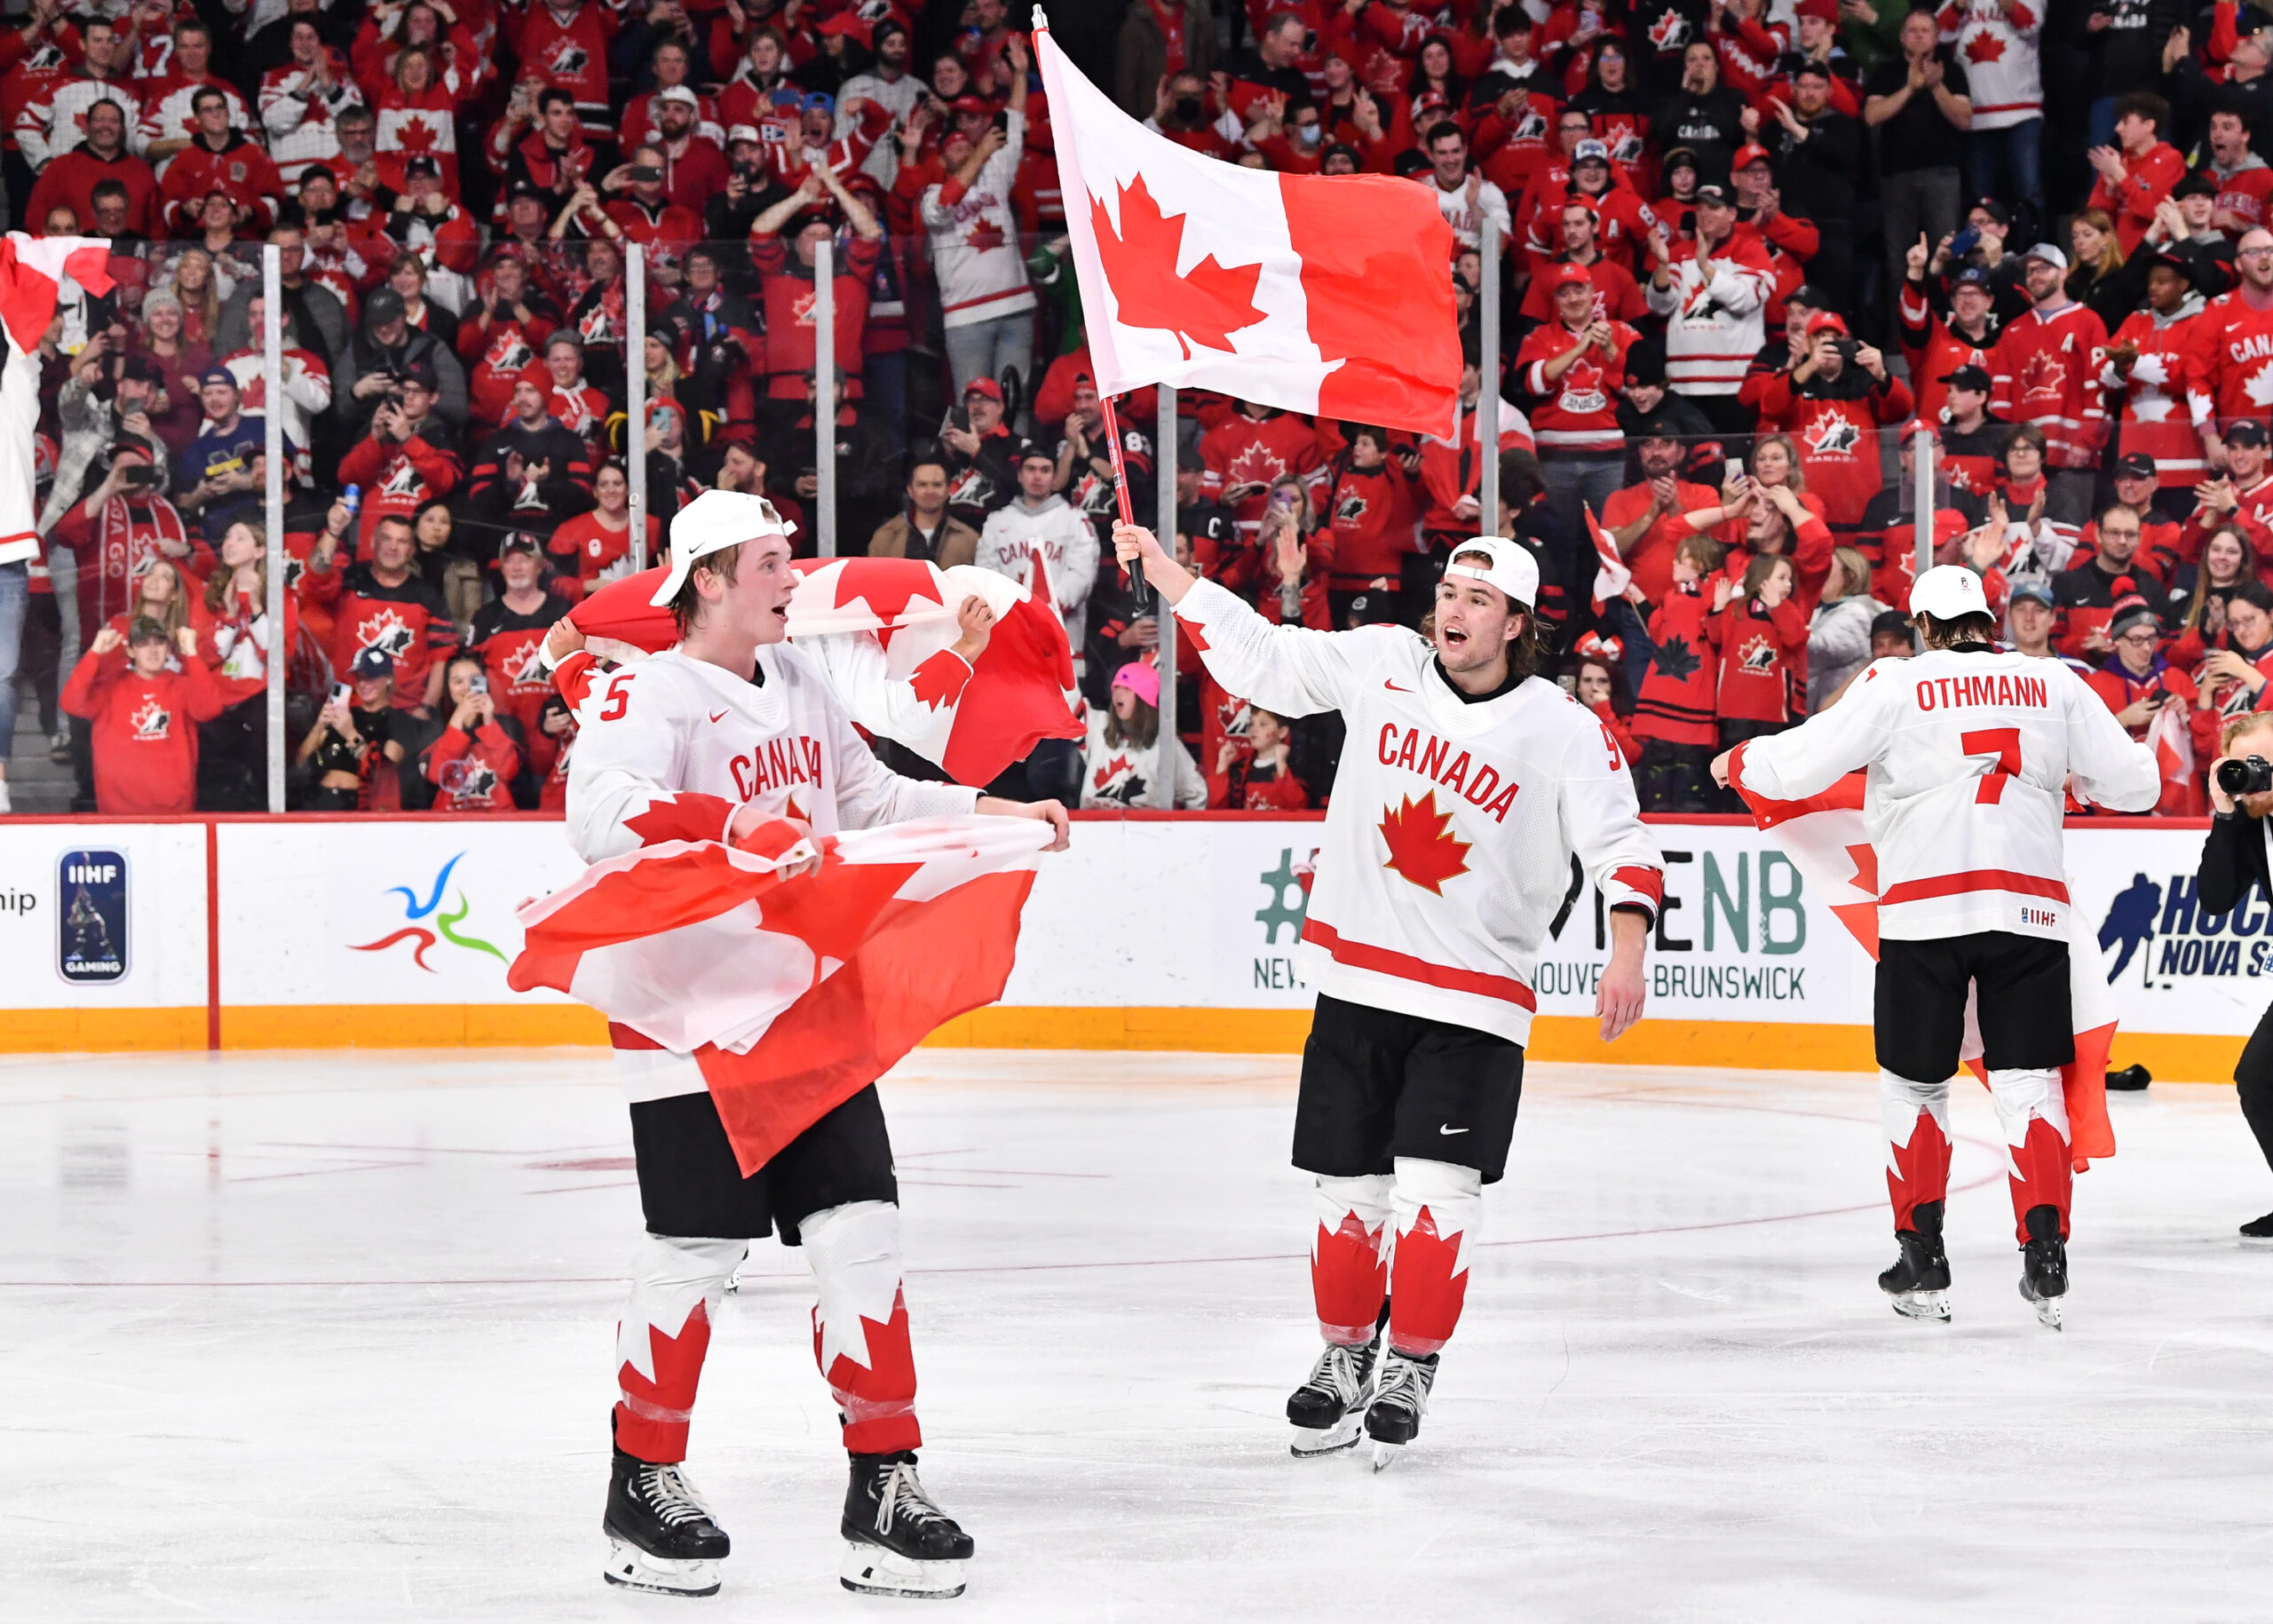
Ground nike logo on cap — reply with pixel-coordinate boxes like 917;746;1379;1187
1438;1124;1469;1136
709;709;729;724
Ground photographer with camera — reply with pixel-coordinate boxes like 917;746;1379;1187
336;359;463;552
1752;313;1913;553
2199;714;2273;1237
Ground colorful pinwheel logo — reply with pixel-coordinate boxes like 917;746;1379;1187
348;852;506;971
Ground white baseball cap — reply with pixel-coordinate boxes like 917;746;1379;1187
1909;564;1990;622
1441;536;1539;610
647;488;799;607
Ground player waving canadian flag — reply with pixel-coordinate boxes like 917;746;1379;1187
1114;517;1663;1467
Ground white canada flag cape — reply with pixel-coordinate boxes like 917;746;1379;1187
1738;773;2118;1171
1035;19;1462;434
511;817;1054;1173
562;557;1082;787
0;234;111;565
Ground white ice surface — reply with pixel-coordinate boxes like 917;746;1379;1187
4;1050;2271;1622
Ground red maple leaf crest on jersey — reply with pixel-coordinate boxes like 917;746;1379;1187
1224;443;1288;491
1093;753;1132;790
965;218;1006;252
1379;791;1471;894
1648;10;1687;50
1560;357;1604;400
2017;348;2065;402
1963;29;2005;65
1089;174;1266;361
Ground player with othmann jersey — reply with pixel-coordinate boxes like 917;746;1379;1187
551;491;1067;1600
1113;519;1664;1466
1715;566;2157;1327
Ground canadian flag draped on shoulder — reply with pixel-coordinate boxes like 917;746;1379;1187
1736;775;2119;1173
558;554;1082;788
0;234;111;565
1035;18;1461;435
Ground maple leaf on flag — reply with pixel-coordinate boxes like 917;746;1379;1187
1964;30;2005;65
395;117;440;154
906;649;970;711
1651;633;1700;681
1090;173;1266;361
1379;790;1471;894
830;559;945;622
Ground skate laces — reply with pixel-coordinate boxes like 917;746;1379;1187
1374;1351;1430;1415
874;1459;951;1537
636;1463;714;1528
1303;1343;1366;1405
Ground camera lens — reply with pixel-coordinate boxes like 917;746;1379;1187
2218;755;2273;796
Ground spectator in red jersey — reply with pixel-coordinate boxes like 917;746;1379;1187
27;98;156;239
2167;524;2259;669
749;166;883;404
1750;312;1913;551
1517;261;1638;533
297;646;407;809
1599;418;1721;606
1898;254;2002;425
1208;704;1311;811
1519;197;1649;324
419;650;525;813
1200;396;1327;551
1321;424;1420;618
61;617;224;813
1632;531;1729;811
459;256;560;427
1573;645;1638;763
464;533;558;801
1989;241;2108;525
156;87;284;237
335;357;462;551
303;509;454;715
2188;582;2273;748
51;436;205;654
547;459;659;597
2186;416;2273;562
2086;91;2185;255
1707;549;1810;752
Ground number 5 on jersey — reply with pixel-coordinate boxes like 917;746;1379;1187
599;671;638;722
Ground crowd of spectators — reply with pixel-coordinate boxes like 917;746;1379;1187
0;0;2263;820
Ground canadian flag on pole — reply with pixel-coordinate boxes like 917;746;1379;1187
0;233;110;564
1035;19;1461;435
1737;773;2119;1174
561;557;1082;787
511;817;1054;1172
1584;503;1632;615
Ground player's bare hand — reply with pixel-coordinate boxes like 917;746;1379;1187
978;794;1071;851
1113;520;1166;573
1709;747;1734;787
1596;940;1647;1042
545;617;586;661
951;593;995;661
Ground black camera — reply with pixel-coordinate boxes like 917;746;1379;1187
1833;336;1860;364
2219;755;2273;796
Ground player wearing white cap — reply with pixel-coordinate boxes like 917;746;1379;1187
1714;566;2157;1327
1113;521;1664;1468
558;490;1066;1600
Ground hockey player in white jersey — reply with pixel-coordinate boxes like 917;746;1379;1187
1715;566;2158;1327
1113;521;1664;1466
565;491;1067;1599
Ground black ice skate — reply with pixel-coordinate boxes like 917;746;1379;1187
2240;1210;2273;1242
1878;1200;1952;1323
603;1446;730;1596
1287;1332;1379;1457
2018;1204;2067;1331
1362;1347;1438;1471
840;1451;974;1598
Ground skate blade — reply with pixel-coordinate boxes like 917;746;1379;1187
603;1538;721;1597
1369;1439;1403;1472
1887;1288;1951;1322
840;1539;967;1599
722;1272;741;1295
2019;1282;2064;1330
1289;1414;1363;1458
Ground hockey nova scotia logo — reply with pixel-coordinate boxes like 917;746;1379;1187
2097;871;2273;986
349;852;508;972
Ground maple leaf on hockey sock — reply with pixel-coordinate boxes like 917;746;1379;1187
1379;790;1471;894
1090;174;1266;361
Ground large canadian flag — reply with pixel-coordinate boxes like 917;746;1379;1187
511;817;1054;1172
0;233;110;564
1738;773;2119;1173
560;557;1082;787
1036;23;1461;435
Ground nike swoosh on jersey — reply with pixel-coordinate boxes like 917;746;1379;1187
1437;1124;1469;1135
709;709;729;723
1385;679;1414;693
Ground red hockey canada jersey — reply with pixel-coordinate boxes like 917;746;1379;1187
1990;301;2109;470
1751;371;1916;538
2102;303;2208;487
1515;320;1637;455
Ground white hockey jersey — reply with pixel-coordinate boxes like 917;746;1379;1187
976;493;1098;649
1174;578;1664;1044
1731;647;2157;942
566;643;979;866
920;108;1035;331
